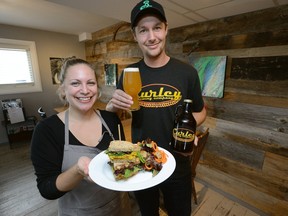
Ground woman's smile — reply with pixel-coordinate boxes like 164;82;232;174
76;96;93;102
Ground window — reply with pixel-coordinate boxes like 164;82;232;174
0;38;42;95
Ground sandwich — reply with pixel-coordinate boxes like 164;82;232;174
105;139;167;181
105;140;143;180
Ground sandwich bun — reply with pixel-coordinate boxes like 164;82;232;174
108;140;141;152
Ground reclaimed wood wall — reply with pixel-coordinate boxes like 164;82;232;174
85;5;288;215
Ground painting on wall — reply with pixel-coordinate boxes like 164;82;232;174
104;64;118;86
50;57;64;85
189;55;227;98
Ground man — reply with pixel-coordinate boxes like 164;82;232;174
106;0;207;215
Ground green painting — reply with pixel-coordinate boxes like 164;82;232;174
190;56;227;98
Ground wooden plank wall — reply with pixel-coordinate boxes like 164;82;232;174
85;5;288;215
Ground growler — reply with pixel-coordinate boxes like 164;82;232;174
170;99;196;153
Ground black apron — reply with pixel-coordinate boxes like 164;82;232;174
58;110;132;216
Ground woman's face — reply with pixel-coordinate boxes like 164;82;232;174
63;63;98;112
133;15;168;60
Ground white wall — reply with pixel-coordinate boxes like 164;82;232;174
0;24;86;144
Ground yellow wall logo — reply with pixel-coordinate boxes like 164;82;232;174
139;84;182;108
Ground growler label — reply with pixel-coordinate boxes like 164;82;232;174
171;127;195;152
172;128;195;142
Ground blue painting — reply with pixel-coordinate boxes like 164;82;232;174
189;56;227;98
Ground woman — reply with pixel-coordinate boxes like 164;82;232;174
31;58;131;215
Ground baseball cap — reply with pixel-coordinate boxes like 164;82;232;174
130;0;167;28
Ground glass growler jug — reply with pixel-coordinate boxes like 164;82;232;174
170;99;196;153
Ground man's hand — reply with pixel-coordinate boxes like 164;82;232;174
106;89;133;112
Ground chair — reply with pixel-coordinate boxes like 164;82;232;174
159;128;210;214
1;99;36;148
191;127;209;204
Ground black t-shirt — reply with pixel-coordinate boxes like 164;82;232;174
30;110;123;199
118;58;204;177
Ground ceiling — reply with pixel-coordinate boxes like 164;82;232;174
1;0;287;39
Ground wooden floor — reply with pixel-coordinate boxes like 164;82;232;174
0;142;265;216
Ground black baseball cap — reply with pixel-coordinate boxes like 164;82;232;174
130;0;167;28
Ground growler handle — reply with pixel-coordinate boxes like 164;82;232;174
174;104;183;121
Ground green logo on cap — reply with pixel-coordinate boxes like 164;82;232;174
140;0;152;10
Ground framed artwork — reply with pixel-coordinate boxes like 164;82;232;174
189;56;227;98
104;64;118;86
50;57;64;85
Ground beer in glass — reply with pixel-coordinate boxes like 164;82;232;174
123;67;142;111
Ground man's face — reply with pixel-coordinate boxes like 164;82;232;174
133;15;168;60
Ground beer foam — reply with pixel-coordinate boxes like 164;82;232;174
124;67;139;72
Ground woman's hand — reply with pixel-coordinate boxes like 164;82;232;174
56;156;92;191
77;156;92;181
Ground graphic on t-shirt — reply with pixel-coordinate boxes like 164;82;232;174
139;83;182;108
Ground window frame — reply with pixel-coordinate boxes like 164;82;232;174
0;38;42;95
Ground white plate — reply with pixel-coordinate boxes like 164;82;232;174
89;148;176;191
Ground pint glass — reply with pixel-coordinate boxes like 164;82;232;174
123;67;142;111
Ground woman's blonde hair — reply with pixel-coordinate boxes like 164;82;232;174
56;57;96;105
